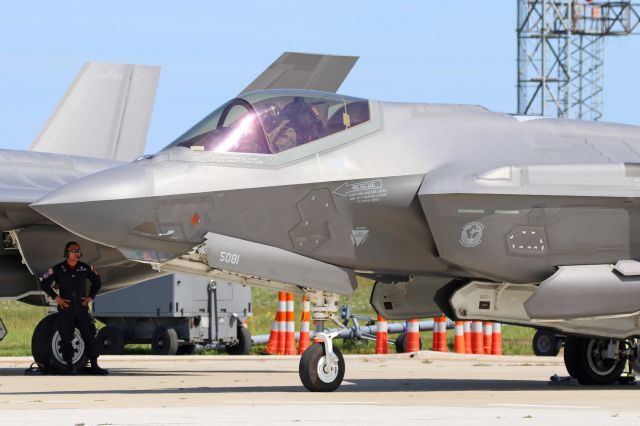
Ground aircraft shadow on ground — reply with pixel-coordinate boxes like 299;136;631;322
0;368;286;377
0;373;638;395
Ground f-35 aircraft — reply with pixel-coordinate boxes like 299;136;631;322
34;52;640;391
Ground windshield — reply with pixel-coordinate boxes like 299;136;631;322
163;90;370;154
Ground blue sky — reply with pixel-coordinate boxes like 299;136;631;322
1;1;638;154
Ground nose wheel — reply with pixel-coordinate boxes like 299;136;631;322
299;290;347;392
299;341;345;392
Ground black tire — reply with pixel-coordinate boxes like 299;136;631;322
31;313;88;373
299;343;345;392
176;344;197;355
394;331;423;353
532;329;561;357
97;325;125;355
225;326;251;355
151;327;178;355
564;336;626;385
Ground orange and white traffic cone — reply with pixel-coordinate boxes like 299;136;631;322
405;319;421;352
454;321;466;354
264;317;280;355
298;295;311;355
432;317;439;351
375;315;389;354
471;321;484;354
285;292;297;355
483;322;493;355
276;292;287;355
464;321;472;354
436;316;448;352
491;322;502;355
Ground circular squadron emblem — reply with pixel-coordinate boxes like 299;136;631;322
459;221;484;248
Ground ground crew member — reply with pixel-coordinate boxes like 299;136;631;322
40;241;108;375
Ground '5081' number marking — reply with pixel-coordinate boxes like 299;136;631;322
219;251;240;265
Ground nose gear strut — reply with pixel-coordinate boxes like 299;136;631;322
298;291;348;392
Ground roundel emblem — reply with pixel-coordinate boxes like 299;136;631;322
459;221;484;248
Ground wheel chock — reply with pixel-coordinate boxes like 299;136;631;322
618;375;637;385
24;362;47;376
548;374;578;385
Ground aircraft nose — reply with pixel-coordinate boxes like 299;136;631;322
31;163;149;248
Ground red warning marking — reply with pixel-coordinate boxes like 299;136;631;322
191;213;201;225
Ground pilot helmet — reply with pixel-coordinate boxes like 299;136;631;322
261;102;281;130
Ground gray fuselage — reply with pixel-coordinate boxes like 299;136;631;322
32;97;640;287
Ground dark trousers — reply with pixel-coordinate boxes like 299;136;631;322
57;305;99;363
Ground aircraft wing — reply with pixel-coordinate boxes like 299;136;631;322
239;52;358;95
0;148;124;229
29;63;160;162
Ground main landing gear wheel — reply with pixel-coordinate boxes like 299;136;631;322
31;313;87;373
564;336;626;385
299;343;345;392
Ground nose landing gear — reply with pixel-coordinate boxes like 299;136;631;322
297;291;347;392
299;332;345;392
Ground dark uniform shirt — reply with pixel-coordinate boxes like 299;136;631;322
40;261;101;307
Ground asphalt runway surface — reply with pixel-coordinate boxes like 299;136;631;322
0;351;639;425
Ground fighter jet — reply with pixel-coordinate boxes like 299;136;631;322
33;52;640;391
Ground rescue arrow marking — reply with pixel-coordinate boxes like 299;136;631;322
333;179;383;197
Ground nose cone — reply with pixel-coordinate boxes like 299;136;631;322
32;163;150;248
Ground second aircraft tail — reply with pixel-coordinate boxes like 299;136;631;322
29;62;160;161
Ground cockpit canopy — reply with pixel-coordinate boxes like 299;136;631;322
163;90;370;155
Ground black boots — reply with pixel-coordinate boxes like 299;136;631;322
61;358;108;375
85;358;108;375
62;359;76;375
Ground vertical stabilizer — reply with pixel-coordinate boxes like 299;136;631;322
239;52;358;95
30;63;160;161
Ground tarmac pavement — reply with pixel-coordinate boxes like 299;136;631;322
0;351;639;425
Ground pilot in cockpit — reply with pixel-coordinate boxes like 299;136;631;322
263;102;297;153
264;97;325;153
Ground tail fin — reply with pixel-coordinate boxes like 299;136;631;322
29;62;160;161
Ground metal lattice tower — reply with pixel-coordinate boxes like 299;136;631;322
517;0;640;120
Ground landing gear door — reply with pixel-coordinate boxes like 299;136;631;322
370;276;451;320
